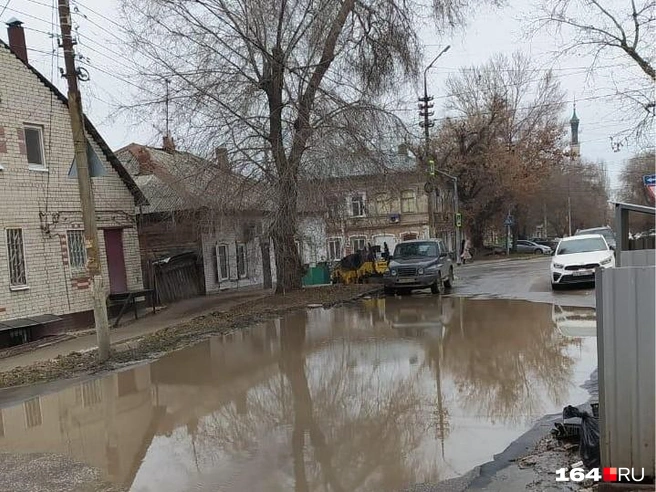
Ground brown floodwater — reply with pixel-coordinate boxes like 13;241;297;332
0;297;597;492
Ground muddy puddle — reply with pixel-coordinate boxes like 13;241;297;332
0;297;597;491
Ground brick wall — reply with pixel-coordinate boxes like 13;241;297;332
0;44;143;324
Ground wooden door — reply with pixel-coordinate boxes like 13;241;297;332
104;229;128;294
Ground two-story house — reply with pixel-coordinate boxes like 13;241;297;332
0;20;145;347
317;155;458;261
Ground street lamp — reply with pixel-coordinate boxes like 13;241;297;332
419;45;450;239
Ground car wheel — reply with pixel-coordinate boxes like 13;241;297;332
534;248;543;255
551;282;560;291
430;274;442;294
444;268;454;289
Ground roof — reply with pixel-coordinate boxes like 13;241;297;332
0;40;147;206
116;144;266;215
560;234;606;241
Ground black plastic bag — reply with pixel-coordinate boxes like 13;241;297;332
563;405;600;469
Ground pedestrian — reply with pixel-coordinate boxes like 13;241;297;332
461;238;472;264
383;242;390;262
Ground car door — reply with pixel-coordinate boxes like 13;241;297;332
437;240;450;276
516;240;530;253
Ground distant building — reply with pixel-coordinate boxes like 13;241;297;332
0;20;145;346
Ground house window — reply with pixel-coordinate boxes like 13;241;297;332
401;190;416;213
350;236;366;252
67;230;86;272
24;397;42;428
24;125;46;169
217;244;229;281
237;243;247;278
375;193;390;216
350;193;366;217
327;238;342;261
6;228;27;288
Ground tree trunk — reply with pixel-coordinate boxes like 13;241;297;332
272;172;302;294
260;237;273;290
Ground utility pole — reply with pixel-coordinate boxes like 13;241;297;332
419;45;450;238
58;0;110;361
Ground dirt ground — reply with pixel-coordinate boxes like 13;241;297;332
0;284;379;389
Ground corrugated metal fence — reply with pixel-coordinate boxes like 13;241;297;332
597;213;655;478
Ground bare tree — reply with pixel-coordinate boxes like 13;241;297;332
119;0;490;292
432;53;566;248
527;0;656;146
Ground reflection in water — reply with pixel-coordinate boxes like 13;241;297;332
0;298;595;491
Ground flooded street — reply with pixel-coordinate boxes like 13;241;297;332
0;295;597;492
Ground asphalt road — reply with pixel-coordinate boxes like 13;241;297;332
450;257;596;308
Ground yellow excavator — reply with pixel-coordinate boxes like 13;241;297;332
331;248;389;284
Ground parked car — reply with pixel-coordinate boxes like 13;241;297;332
516;239;552;255
550;234;615;290
531;238;560;251
383;239;453;295
574;226;616;250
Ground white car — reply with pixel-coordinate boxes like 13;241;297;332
550;234;615;290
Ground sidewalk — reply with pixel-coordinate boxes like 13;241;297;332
0;288;269;373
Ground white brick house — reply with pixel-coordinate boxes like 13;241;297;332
0;22;145;346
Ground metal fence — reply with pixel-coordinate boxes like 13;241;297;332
596;202;655;478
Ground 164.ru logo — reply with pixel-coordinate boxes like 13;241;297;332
556;467;646;483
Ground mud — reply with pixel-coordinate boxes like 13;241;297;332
0;296;596;492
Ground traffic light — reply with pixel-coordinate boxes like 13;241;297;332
455;213;462;228
428;159;435;176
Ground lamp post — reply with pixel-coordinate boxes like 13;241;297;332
419;45;450;238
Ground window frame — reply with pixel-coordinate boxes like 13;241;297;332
6;228;28;290
327;237;343;261
66;229;87;273
24;124;47;171
217;243;229;281
24;397;42;428
236;243;247;278
400;189;417;213
350;236;367;253
350;193;366;217
374;193;390;216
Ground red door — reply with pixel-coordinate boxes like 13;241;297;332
104;229;128;294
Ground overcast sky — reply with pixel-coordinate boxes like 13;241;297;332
1;0;652;192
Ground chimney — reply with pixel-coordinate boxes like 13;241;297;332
134;146;154;175
6;18;28;64
215;147;231;172
162;133;176;153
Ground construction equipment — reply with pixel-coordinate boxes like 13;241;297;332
331;250;389;285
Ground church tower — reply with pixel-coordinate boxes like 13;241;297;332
570;103;580;159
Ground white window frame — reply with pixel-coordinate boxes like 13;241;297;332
216;243;229;281
350;236;367;253
401;189;417;213
349;193;366;217
24;124;47;171
24;397;42;428
67;230;87;273
237;243;247;278
375;193;390;216
327;237;343;261
6;228;28;290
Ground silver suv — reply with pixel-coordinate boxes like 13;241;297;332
383;239;454;295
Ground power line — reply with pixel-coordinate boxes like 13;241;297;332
0;0;12;18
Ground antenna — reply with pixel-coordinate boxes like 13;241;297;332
165;78;171;136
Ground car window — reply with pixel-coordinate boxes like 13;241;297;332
557;237;608;255
394;242;438;258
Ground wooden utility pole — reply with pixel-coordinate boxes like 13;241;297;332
58;0;110;361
